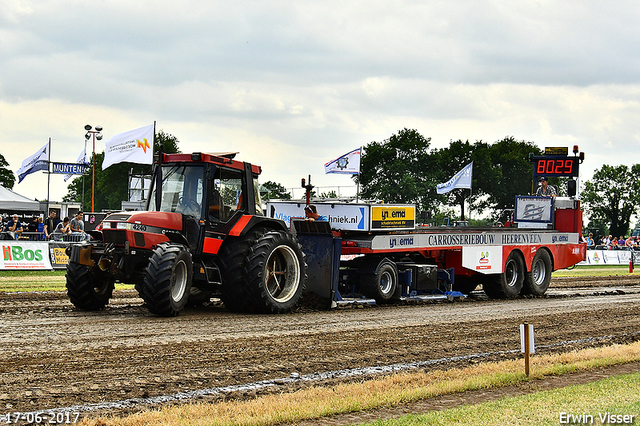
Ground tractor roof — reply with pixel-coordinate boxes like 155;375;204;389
160;152;261;175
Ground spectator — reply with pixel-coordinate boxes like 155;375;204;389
52;217;71;241
2;214;23;240
618;236;626;246
36;217;45;241
611;239;620;250
586;233;594;248
70;212;90;241
625;236;636;250
44;210;57;240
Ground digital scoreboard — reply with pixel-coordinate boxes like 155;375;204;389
532;156;579;177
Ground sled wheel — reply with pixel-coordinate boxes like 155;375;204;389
360;258;399;302
142;243;192;317
523;249;552;295
66;262;114;310
244;230;306;314
484;251;524;299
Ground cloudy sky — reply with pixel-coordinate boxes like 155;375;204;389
1;0;639;205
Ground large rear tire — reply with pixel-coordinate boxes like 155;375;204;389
244;230;306;314
483;251;524;299
66;262;114;310
218;227;267;313
360;258;398;302
141;243;193;317
523;249;552;295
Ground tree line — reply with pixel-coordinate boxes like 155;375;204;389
0;128;637;235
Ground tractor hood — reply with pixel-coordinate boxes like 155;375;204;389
101;211;183;232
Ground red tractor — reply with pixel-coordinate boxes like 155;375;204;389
65;152;307;316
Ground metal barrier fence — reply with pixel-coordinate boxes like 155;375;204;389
0;231;88;242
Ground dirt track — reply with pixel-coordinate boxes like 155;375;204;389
0;275;639;420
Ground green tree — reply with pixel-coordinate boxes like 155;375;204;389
358;128;440;217
486;137;543;214
261;181;292;200
64;130;181;211
0;153;16;189
433;140;494;220
581;164;640;237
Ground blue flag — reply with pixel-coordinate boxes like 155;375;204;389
17;142;49;183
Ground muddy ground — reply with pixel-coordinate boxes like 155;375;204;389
0;275;639;421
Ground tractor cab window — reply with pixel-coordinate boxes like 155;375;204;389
208;169;244;222
149;165;204;218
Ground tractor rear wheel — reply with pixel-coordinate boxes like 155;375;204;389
244;230;306;314
218;227;267;313
66;263;114;310
141;243;193;317
483;251;524;299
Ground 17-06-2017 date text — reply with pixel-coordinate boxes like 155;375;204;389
3;411;81;424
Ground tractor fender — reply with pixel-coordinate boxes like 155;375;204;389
226;215;289;238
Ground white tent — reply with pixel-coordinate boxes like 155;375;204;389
0;186;40;211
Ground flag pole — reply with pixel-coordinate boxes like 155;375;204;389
46;137;51;215
356;146;362;202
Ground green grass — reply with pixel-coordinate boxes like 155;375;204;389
0;270;134;292
359;372;640;426
0;270;67;292
553;264;640;277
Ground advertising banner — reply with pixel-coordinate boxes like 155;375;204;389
461;246;503;274
581;250;638;265
370;205;415;230
515;196;553;223
0;241;52;270
266;202;368;231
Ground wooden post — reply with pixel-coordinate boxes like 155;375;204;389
520;323;535;377
524;323;530;377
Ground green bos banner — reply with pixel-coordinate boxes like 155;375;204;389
1;242;52;270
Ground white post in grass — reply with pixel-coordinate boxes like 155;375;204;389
520;323;535;377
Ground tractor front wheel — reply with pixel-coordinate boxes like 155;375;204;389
66;263;114;310
141;243;193;317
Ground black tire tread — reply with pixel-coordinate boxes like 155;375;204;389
141;243;192;317
66;262;114;311
244;230;307;314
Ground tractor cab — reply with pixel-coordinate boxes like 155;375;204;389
146;152;265;251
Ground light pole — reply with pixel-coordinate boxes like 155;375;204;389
85;125;103;212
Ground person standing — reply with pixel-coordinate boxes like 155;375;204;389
70;212;89;241
44;210;57;240
536;176;557;197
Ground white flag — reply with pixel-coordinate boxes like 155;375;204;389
324;148;361;174
102;124;154;170
17;142;49;183
437;162;473;194
64;142;89;182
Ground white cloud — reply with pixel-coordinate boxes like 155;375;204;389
1;0;640;208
